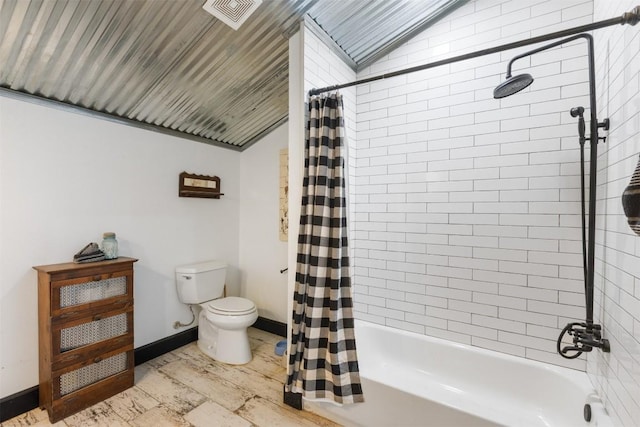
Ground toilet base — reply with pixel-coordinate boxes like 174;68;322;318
197;310;255;364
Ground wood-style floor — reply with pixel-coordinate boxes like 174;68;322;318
1;328;339;427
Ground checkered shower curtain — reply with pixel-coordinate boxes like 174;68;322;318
285;93;364;404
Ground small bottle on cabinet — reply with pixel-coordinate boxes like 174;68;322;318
102;232;118;259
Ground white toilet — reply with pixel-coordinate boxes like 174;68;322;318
175;260;258;364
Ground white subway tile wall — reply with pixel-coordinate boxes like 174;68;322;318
302;1;640;425
352;0;593;375
591;1;640;425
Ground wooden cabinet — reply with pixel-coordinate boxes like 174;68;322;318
33;257;137;423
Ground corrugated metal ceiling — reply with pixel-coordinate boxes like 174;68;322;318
308;0;465;68
0;0;465;151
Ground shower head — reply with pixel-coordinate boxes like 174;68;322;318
493;73;534;99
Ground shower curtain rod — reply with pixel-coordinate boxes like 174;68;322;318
308;6;640;96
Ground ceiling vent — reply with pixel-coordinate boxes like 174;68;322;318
202;0;263;30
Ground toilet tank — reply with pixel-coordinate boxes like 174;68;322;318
175;260;227;304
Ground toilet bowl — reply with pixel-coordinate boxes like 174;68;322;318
198;297;258;364
175;261;258;365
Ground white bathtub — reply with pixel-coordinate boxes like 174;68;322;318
304;320;612;427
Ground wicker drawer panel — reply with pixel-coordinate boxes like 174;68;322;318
59;352;128;396
60;313;128;352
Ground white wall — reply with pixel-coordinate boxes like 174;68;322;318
287;28;305;356
0;96;240;398
591;1;640;425
238;123;288;322
352;0;595;370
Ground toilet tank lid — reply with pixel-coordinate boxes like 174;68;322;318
176;260;227;274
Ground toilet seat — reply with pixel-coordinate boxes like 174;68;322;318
205;296;256;316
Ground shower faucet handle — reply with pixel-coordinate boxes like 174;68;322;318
558;321;611;359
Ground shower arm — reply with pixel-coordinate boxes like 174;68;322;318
504;34;586;79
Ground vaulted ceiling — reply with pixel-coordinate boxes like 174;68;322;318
0;0;466;151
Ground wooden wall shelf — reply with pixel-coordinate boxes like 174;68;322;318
179;172;224;199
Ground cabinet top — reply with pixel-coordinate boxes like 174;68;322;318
33;257;138;273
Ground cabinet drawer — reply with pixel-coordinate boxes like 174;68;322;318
54;309;132;353
50;369;134;423
51;308;133;371
54;348;133;399
51;271;132;317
